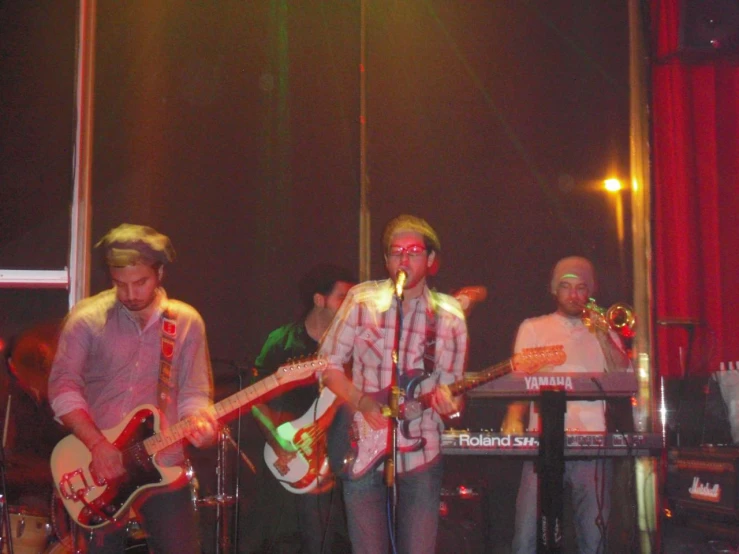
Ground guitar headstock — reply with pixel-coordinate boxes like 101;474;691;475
275;357;326;384
512;346;566;374
451;286;488;317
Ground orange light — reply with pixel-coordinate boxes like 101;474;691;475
604;178;623;193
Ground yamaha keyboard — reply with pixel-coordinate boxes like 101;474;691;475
442;430;663;457
467;371;638;399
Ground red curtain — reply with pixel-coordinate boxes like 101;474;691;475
651;0;739;378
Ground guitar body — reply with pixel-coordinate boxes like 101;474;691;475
50;405;184;529
327;380;426;481
264;389;337;494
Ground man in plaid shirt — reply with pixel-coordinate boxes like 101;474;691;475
320;214;468;554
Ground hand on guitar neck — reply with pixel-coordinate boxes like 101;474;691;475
429;383;463;419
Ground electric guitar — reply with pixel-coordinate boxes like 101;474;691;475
50;357;325;529
263;285;489;494
262;387;340;494
266;346;565;491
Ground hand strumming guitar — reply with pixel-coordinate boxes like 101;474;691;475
252;403;298;466
91;440;126;482
60;409;126;482
356;394;387;430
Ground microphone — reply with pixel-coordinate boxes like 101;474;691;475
657;318;704;327
395;269;407;299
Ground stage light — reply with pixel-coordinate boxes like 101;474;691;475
604;178;623;193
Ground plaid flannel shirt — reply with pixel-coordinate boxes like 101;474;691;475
319;279;468;473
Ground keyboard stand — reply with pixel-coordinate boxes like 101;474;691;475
538;390;566;554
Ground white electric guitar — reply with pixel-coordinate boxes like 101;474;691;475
262;388;339;493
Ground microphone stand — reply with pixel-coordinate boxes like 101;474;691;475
385;272;405;551
230;365;244;554
206;359;256;554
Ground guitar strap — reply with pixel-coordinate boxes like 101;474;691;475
422;292;439;377
158;303;178;413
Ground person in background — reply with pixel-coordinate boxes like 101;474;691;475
240;263;355;554
501;256;631;554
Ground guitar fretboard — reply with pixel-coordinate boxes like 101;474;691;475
143;359;325;455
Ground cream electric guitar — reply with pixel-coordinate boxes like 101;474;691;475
50;358;325;529
266;346;565;491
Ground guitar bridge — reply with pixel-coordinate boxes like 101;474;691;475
59;469;94;501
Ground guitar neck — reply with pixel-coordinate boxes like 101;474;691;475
142;372;285;455
417;359;514;409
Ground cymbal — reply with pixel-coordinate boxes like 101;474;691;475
6;320;61;403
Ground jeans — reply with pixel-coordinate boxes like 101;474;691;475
343;457;443;554
295;482;350;554
86;483;200;554
238;459;349;554
512;459;612;554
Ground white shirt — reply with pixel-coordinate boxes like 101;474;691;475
515;312;627;432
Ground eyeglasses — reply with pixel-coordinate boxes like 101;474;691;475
387;245;427;259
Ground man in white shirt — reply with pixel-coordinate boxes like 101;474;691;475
502;256;631;554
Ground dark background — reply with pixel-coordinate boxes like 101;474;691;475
0;2;633;551
0;0;632;377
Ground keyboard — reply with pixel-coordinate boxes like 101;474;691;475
441;430;662;457
467;372;639;399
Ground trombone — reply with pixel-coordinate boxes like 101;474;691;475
582;298;636;338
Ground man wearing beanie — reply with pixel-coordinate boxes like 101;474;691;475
319;214;468;554
501;256;631;554
49;224;217;553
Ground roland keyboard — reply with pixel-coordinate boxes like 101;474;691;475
441;430;663;457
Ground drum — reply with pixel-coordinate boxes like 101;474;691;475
3;506;52;554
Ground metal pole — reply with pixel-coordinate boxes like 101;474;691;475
358;0;370;282
69;0;97;308
628;0;658;551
